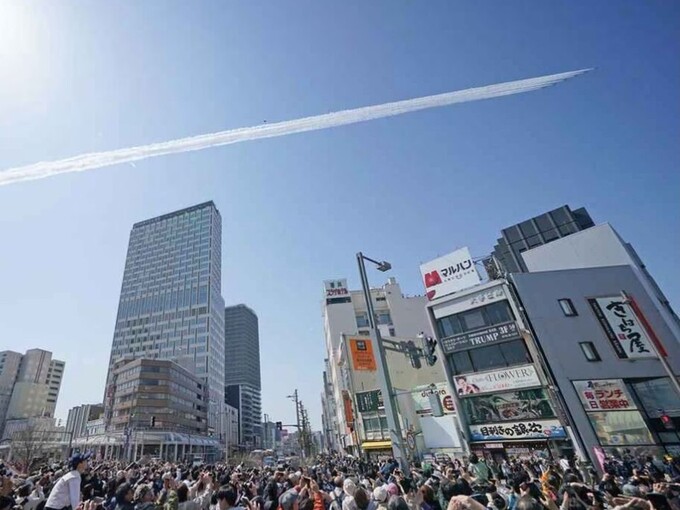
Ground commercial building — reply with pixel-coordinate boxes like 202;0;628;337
321;277;454;458
224;304;261;447
0;349;65;439
423;251;571;462
83;358;218;460
512;265;680;461
491;205;594;273
224;404;239;454
509;221;680;463
105;201;226;434
66;404;104;439
424;208;680;466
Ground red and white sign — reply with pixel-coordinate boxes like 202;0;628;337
413;382;456;416
573;379;637;411
420;247;481;301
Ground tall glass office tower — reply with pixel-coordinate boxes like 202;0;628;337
106;201;225;432
224;304;261;447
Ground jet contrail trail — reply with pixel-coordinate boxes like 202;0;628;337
0;68;591;187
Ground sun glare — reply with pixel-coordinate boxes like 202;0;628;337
0;1;40;91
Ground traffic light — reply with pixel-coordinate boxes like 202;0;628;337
420;333;438;366
150;416;156;428
405;341;421;369
661;414;675;430
276;421;283;431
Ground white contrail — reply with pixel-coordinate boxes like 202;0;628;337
0;69;591;187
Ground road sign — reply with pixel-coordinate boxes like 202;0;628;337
356;390;383;413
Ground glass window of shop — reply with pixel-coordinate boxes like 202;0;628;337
587;410;655;446
436;301;514;339
630;378;680;417
448;339;531;375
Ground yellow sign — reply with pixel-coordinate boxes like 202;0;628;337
349;337;377;371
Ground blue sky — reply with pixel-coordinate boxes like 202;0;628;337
0;1;678;430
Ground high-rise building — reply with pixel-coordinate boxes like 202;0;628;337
66;404;104;439
224;304;261;447
0;349;65;438
491;205;594;273
105;201;226;432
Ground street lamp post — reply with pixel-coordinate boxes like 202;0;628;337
356;252;410;476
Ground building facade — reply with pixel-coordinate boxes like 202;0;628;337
108;358;208;434
321;277;452;457
0;349;65;439
224;403;239;453
106;202;226;433
66;404;104;439
224;304;261;447
491;205;594;274
425;278;572;463
512;265;680;462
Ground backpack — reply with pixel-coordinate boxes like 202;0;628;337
330;491;345;510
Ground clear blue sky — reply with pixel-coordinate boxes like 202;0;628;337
1;1;678;431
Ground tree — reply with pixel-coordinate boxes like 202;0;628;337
11;422;51;472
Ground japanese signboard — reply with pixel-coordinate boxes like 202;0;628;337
420;247;481;301
589;297;656;359
432;288;506;320
453;364;541;396
356;389;383;413
469;419;566;441
349;337;377;371
413;383;456;416
342;390;354;429
324;279;349;298
462;388;555;425
440;321;520;353
573;379;637;411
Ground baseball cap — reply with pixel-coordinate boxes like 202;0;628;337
69;452;92;469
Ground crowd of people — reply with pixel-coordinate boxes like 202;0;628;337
1;451;680;510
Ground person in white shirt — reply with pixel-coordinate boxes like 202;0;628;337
45;453;91;510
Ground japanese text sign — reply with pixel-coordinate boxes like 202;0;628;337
589;297;656;359
573;379;637;411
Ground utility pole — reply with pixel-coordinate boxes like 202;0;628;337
356;252;410;476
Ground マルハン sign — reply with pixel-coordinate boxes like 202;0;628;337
589;297;656;359
420;247;481;301
440;321;520;353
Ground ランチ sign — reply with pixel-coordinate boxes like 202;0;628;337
454;364;541;396
469;419;566;441
589;297;656;359
420;247;481;301
573;379;637;411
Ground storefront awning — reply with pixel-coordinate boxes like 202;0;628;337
362;440;392;450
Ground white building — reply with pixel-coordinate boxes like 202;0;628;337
321;277;451;457
224;403;239;452
0;349;65;439
66;404;104;439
